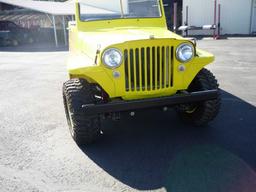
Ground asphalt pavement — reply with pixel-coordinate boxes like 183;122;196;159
0;38;256;192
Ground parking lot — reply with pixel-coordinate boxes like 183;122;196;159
0;38;256;192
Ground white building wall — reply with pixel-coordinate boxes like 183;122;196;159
183;0;253;35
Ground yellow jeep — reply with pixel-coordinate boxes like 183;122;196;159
63;0;221;145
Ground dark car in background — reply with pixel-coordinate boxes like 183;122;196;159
0;20;36;46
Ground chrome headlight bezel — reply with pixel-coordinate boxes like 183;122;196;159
102;48;123;69
176;43;194;63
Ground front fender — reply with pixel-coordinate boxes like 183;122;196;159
183;48;215;89
66;54;116;97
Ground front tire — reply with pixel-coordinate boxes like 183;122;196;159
63;78;101;146
176;68;221;126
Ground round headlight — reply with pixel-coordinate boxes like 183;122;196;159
102;48;122;68
176;43;194;63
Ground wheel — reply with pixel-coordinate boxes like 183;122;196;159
63;78;101;146
176;68;221;126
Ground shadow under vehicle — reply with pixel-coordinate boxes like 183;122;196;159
81;90;256;192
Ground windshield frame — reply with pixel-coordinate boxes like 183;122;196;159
78;0;163;23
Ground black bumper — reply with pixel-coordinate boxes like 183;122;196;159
82;90;218;115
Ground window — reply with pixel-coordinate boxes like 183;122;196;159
79;0;161;21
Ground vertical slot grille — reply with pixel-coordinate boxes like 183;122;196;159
124;46;174;92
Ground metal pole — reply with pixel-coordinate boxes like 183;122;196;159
185;6;189;36
119;0;124;18
52;15;58;47
249;0;255;34
45;13;53;25
62;15;67;46
213;0;217;39
173;2;177;32
217;4;221;38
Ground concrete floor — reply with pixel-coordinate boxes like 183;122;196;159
0;38;255;192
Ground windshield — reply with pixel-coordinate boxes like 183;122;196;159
79;0;162;21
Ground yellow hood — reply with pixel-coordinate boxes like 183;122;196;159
77;27;183;59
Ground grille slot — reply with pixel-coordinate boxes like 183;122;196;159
124;46;174;92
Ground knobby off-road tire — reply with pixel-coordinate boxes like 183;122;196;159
176;68;221;126
63;78;101;146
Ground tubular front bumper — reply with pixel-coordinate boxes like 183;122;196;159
82;89;218;115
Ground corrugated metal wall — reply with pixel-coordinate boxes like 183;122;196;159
183;0;253;35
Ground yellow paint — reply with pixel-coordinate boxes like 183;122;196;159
67;0;214;100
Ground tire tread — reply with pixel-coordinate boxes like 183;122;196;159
177;68;221;126
63;78;100;145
